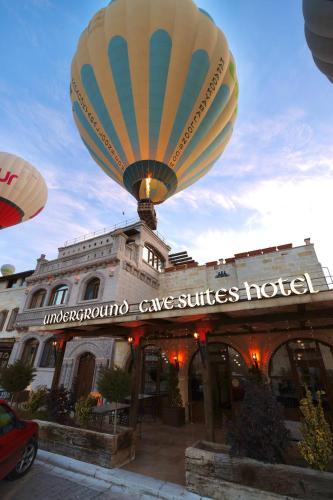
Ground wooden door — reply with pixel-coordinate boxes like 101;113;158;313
74;353;95;400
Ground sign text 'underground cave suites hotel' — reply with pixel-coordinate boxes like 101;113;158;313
43;273;320;326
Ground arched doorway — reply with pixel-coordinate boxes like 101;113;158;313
188;342;248;423
269;338;333;419
73;352;96;400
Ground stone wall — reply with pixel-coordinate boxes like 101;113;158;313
186;442;333;499
36;420;135;469
160;241;327;298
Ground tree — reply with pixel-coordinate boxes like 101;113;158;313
227;373;290;463
97;366;131;434
298;386;333;471
0;360;36;405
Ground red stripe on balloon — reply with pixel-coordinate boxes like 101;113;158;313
0;198;24;228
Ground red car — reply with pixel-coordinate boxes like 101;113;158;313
0;400;38;480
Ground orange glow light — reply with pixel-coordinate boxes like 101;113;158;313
146;175;152;198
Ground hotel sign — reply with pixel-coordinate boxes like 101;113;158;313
43;273;319;326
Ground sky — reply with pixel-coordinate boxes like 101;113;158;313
1;0;333;275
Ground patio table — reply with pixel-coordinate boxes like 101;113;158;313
91;402;130;429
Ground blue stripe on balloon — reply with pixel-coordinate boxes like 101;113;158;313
81;64;128;166
175;84;230;172
149;30;172;159
180;157;219;190
108;36;140;160
198;8;215;23
163;49;209;163
73;101;123;175
179;121;233;180
81;138;120;183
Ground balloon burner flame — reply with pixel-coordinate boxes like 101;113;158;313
146;175;152;198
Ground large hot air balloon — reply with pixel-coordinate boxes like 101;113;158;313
71;0;238;229
1;264;15;277
303;0;333;83
0;152;47;230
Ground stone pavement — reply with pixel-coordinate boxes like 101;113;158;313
0;462;140;500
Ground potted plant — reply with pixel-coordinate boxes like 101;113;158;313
97;366;131;434
162;363;185;426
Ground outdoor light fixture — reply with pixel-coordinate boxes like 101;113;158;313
174;356;180;372
193;331;206;366
127;336;134;357
252;352;259;369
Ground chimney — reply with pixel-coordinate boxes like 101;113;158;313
304;238;311;246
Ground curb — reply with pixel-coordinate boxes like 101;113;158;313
36;450;208;500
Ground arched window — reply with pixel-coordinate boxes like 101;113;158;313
6;308;19;332
49;284;69;306
83;278;100;301
269;339;333;413
21;339;39;367
29;289;47;309
143;244;165;272
40;339;56;368
0;310;8;331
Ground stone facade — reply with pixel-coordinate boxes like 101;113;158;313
0;270;33;368
160;239;327;298
13;221;168;392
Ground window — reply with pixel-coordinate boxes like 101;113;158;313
6;279;18;289
21;339;39;367
143;244;164;272
0;310;8;331
269;339;333;412
49;284;69;306
0;350;10;368
29;289;47;309
40;340;56;368
83;278;100;301
6;308;19;332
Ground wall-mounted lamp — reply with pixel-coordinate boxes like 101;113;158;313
173;355;180;372
193;332;206;366
128;336;134;356
252;352;259;369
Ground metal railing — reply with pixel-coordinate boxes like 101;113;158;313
62;218;167;247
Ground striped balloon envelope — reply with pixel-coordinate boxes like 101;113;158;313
71;0;238;207
303;0;333;83
0;152;47;230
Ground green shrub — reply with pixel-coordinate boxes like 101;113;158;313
298;386;333;471
227;373;290;463
25;385;48;413
47;386;74;424
0;360;36;404
75;396;97;427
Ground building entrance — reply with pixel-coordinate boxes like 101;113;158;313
188;343;247;424
73;352;96;400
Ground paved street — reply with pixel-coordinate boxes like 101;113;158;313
0;462;145;500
